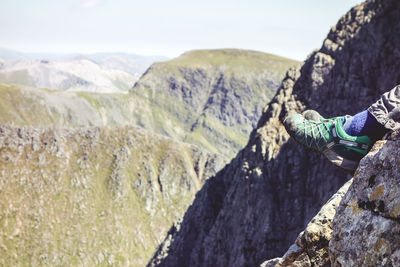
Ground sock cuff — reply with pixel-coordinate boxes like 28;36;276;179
359;110;387;140
343;110;387;140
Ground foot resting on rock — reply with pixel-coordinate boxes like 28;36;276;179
283;110;373;173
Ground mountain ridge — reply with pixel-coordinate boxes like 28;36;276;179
0;48;298;158
132;48;300;157
0;49;168;93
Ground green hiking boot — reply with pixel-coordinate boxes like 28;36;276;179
284;110;373;172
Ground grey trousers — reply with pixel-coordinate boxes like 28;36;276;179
368;85;400;131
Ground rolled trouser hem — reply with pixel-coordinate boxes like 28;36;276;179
368;106;400;131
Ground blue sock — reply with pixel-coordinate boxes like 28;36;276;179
342;110;387;140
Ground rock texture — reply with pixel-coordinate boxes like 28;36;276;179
260;180;352;267
329;138;400;266
150;1;400;266
0;124;224;266
261;133;400;267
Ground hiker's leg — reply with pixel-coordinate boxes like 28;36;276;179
283;84;400;172
284;111;373;172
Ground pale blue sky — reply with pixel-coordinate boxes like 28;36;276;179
0;0;362;60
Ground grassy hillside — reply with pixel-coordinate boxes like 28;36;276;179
0;124;224;266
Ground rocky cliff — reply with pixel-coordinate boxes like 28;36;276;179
150;1;400;266
0;124;225;266
261;178;353;267
329;132;400;266
262;130;400;267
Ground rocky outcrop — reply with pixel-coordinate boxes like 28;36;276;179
150;1;400;266
260;179;352;267
0;124;225;266
329;136;400;266
261;132;400;267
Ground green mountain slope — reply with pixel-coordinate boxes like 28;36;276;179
132;49;300;156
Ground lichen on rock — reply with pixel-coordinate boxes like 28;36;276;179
329;136;400;267
260;179;352;267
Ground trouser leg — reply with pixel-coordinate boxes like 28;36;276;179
368;85;400;131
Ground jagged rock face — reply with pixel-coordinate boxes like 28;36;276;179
329;138;400;266
0;124;224;266
150;1;400;266
264;135;400;267
260;180;352;267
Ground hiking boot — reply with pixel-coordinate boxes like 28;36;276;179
284;110;373;172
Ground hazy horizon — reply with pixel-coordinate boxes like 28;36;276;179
1;0;362;61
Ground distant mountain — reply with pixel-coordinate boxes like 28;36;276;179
0;48;167;93
0;48;299;266
0;48;26;60
0;59;137;93
0;48;168;66
85;52;169;74
132;49;300;156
